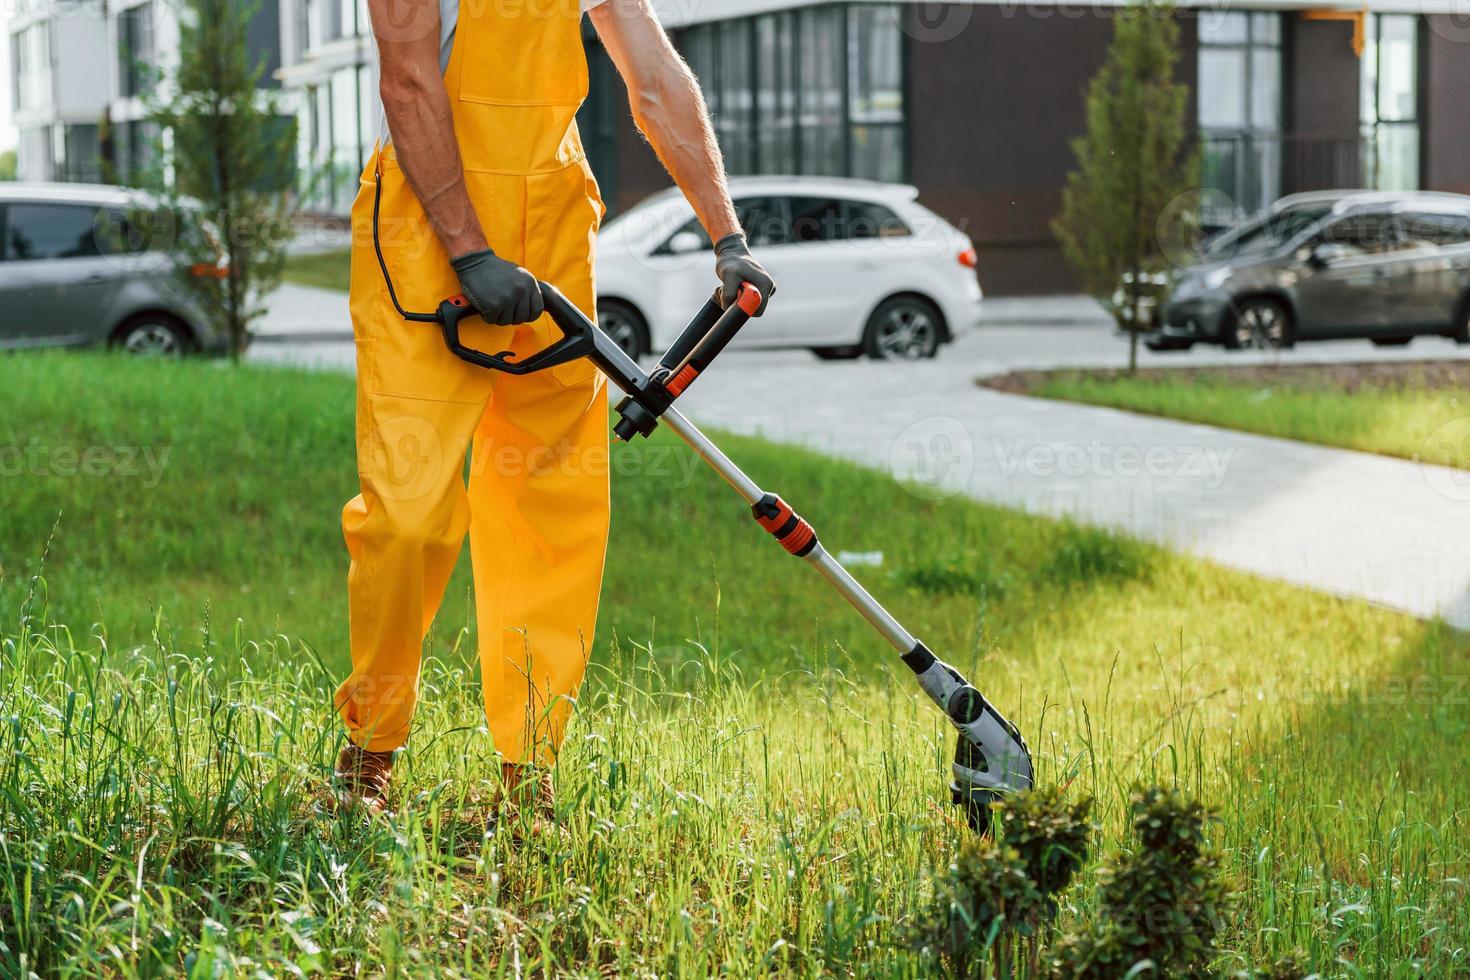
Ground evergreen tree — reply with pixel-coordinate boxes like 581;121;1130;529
1053;2;1198;373
146;0;295;359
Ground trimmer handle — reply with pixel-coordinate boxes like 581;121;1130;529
435;283;595;375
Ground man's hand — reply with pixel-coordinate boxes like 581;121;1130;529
451;249;546;326
714;234;775;316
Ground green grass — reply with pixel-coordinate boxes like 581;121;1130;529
1014;366;1470;469
282;248;351;292
2;353;1467;976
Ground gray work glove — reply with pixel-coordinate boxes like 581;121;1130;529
714;233;775;316
450;248;545;326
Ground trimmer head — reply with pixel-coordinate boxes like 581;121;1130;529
902;642;1034;835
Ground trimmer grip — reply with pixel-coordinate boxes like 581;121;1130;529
435;284;595;374
659;282;763;397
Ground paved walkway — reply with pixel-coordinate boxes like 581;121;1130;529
251;284;1470;627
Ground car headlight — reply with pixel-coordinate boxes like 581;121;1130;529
1202;266;1232;290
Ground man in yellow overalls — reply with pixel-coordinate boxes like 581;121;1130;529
334;0;774;819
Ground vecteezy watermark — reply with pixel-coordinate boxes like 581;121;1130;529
889;417;976;500
993;438;1234;489
1419;416;1470;502
0;442;172;489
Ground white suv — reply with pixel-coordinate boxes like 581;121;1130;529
595;176;983;361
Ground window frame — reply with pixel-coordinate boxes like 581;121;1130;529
1361;13;1422;191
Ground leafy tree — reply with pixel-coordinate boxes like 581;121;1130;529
145;0;295;359
0;150;16;181
1053;2;1198;373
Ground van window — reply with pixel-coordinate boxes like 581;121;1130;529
4;203;107;261
1316;212;1406;257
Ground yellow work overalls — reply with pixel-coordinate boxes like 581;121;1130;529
337;0;609;767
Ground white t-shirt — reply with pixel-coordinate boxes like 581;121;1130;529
440;0;609;72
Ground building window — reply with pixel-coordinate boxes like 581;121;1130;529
1198;12;1283;214
12;21;52;112
118;3;156;100
682;4;906;182
1361;14;1419;191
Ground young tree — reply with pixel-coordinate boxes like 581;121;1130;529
147;0;295;360
1052;1;1198;373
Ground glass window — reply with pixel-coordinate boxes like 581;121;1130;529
119;3;156;99
681;4;905;182
846;200;911;239
1199;12;1283;214
788;197;845;244
1318;211;1405;255
4;204;106;261
755;14;797;174
1362;15;1419;191
797;6;846;176
1401;212;1470;247
14;21;52;112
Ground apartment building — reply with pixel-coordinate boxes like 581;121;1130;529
268;0;1470;294
9;0;110;182
8;0;284;185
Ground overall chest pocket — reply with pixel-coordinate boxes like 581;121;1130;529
456;0;589;107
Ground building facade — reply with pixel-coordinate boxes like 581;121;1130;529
7;0;284;186
605;0;1470;294
10;0;110;182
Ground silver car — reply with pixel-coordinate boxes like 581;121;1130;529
1149;191;1470;350
0;183;226;356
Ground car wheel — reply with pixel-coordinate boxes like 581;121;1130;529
1454;297;1470;345
1224;297;1292;350
113;315;191;357
811;346;862;361
1371;336;1413;347
1145;337;1194;352
863;296;943;361
598;300;649;360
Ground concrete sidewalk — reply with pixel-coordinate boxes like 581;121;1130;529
676;353;1470;629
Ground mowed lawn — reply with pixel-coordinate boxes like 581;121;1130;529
282;247;352;292
2;353;1467;976
987;360;1470;470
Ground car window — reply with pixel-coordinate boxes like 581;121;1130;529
1316;212;1406;256
1400;212;1470;247
4;203;108;261
845;200;911;240
1206;206;1332;260
787;197;845;244
653;197;788;253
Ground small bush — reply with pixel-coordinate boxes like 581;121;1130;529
895;556;1013;598
912;787;1094;976
1049;787;1231;978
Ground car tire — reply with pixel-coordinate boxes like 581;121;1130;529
1224;297;1292;350
112;314;192;358
811;346;862;361
1145;337;1194;352
1454;296;1470;345
1370;336;1413;347
598;299;649;361
862;295;943;361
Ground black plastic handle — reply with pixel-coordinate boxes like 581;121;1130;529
435;282;595;375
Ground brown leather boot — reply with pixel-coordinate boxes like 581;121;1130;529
493;762;555;837
332;744;396;815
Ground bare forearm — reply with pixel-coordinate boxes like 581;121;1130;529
629;60;739;242
380;75;486;258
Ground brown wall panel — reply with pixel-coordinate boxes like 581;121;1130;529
1281;15;1362;192
1423;17;1470;195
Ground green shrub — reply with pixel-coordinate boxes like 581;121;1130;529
912;788;1094;976
1049;787;1231;978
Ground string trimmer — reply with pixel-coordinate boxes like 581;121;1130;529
428;281;1033;831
